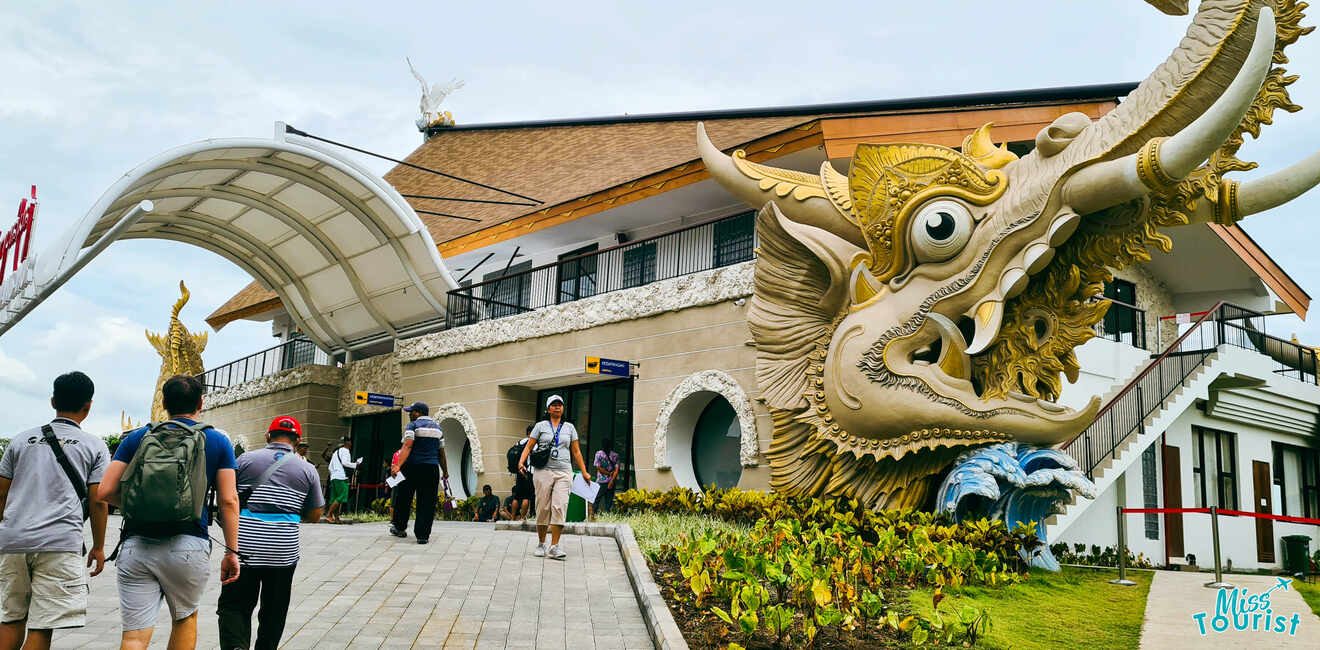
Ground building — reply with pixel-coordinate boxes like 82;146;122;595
192;83;1317;570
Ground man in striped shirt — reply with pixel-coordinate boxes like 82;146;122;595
216;416;323;650
389;402;448;544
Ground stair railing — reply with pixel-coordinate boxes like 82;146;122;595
1060;301;1228;480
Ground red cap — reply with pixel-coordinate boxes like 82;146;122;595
267;416;302;438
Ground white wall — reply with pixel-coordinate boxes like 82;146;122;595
1056;337;1152;412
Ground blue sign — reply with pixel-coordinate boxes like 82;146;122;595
586;356;632;377
354;391;399;407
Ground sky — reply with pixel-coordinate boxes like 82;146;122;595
1;1;1319;438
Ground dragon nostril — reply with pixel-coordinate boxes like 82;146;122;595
1033;317;1049;341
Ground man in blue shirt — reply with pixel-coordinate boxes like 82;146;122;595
98;375;240;650
389;402;449;544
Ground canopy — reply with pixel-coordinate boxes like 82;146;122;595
0;124;457;351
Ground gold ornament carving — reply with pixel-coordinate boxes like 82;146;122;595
731;150;829;201
146;281;208;423
1135;137;1178;191
961;122;1019;170
849;143;1007;282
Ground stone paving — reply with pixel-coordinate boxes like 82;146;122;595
1139;569;1319;648
59;516;652;649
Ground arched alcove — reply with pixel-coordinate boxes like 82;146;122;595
654;369;759;491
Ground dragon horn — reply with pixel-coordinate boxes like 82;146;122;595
1064;8;1276;214
696;123;865;249
1236;148;1320;216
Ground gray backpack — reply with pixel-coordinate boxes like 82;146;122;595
120;419;210;534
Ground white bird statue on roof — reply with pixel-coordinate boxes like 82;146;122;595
407;57;464;130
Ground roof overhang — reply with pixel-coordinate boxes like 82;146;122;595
0;125;457;352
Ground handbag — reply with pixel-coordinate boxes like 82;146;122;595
528;421;562;469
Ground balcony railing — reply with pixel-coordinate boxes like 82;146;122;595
1062;302;1318;479
197;337;332;393
445;211;757;328
1095;297;1148;350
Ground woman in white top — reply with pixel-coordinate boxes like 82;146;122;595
517;394;592;560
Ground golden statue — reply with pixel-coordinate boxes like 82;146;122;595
699;1;1316;510
146;281;208;422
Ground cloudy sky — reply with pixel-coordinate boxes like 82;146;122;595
2;1;1318;437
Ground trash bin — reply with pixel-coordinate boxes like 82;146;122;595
1282;535;1311;575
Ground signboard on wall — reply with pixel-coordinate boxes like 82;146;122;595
586;356;632;377
354;391;400;407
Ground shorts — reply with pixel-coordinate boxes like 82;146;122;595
0;552;88;629
328;479;350;504
533;469;572;526
513;472;535;500
116;535;210;631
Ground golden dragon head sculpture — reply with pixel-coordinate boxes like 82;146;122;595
146;281;208;422
700;0;1317;509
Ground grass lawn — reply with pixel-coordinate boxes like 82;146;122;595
596;511;749;557
909;567;1152;650
1296;579;1320;618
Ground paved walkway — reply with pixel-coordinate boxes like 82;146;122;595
1139;570;1319;648
60;517;652;649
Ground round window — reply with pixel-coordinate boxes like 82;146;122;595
691;397;742;489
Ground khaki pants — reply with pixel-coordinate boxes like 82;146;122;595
533;469;572;526
0;552;88;630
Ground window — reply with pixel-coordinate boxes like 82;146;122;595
1192;427;1238;509
1102;279;1141;348
482;260;532;318
1273;443;1320;518
713;211;755;267
1141;445;1159;539
622;241;657;289
692;397;742;489
557;244;598;303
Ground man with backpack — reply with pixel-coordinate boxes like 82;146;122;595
98;375;241;650
323;437;359;524
0;371;110;650
216;416;323;650
389;402;448;544
505;426;534;520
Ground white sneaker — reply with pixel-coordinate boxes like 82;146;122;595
533;543;546;557
547;544;566;560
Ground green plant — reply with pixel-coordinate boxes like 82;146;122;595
1049;543;1154;569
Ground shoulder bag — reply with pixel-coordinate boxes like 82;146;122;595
528;421;563;469
41;424;90;521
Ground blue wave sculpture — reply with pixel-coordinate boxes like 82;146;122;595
935;443;1096;571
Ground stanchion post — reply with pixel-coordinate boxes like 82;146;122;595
1204;506;1233;589
1110;506;1137;586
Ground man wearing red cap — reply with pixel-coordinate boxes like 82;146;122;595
215;416;323;650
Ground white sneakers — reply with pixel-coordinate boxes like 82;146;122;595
532;542;567;560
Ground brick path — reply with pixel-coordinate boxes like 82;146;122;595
1139;570;1319;648
59;516;652;649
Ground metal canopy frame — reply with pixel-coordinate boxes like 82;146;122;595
0;123;457;353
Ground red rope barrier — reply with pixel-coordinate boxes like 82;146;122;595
1120;507;1212;515
1218;509;1320;526
1120;506;1320;525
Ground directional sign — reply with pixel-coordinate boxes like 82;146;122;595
586;356;632;377
354;391;399;407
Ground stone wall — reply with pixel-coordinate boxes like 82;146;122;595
338;352;401;418
1113;264;1175;351
201;364;347;463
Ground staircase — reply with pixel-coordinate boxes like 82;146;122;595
1046;302;1240;539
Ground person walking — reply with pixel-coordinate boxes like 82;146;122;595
590;439;622;519
324;438;359;524
216;416;324;650
510;426;535;521
389;402;448;544
0;372;110;650
517;395;591;560
98;374;241;650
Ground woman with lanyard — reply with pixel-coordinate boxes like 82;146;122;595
517;394;592;560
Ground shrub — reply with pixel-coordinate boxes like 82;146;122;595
1049;542;1154;569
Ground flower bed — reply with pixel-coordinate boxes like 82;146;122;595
619;488;1036;648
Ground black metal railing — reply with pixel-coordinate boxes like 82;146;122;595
445;211;757;328
1096;297;1148;350
197;337;332;392
1062;302;1318;480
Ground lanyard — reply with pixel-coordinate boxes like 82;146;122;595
548;420;563;448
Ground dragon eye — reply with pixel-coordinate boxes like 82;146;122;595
911;200;973;263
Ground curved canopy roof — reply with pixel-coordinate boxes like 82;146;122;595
2;126;456;351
